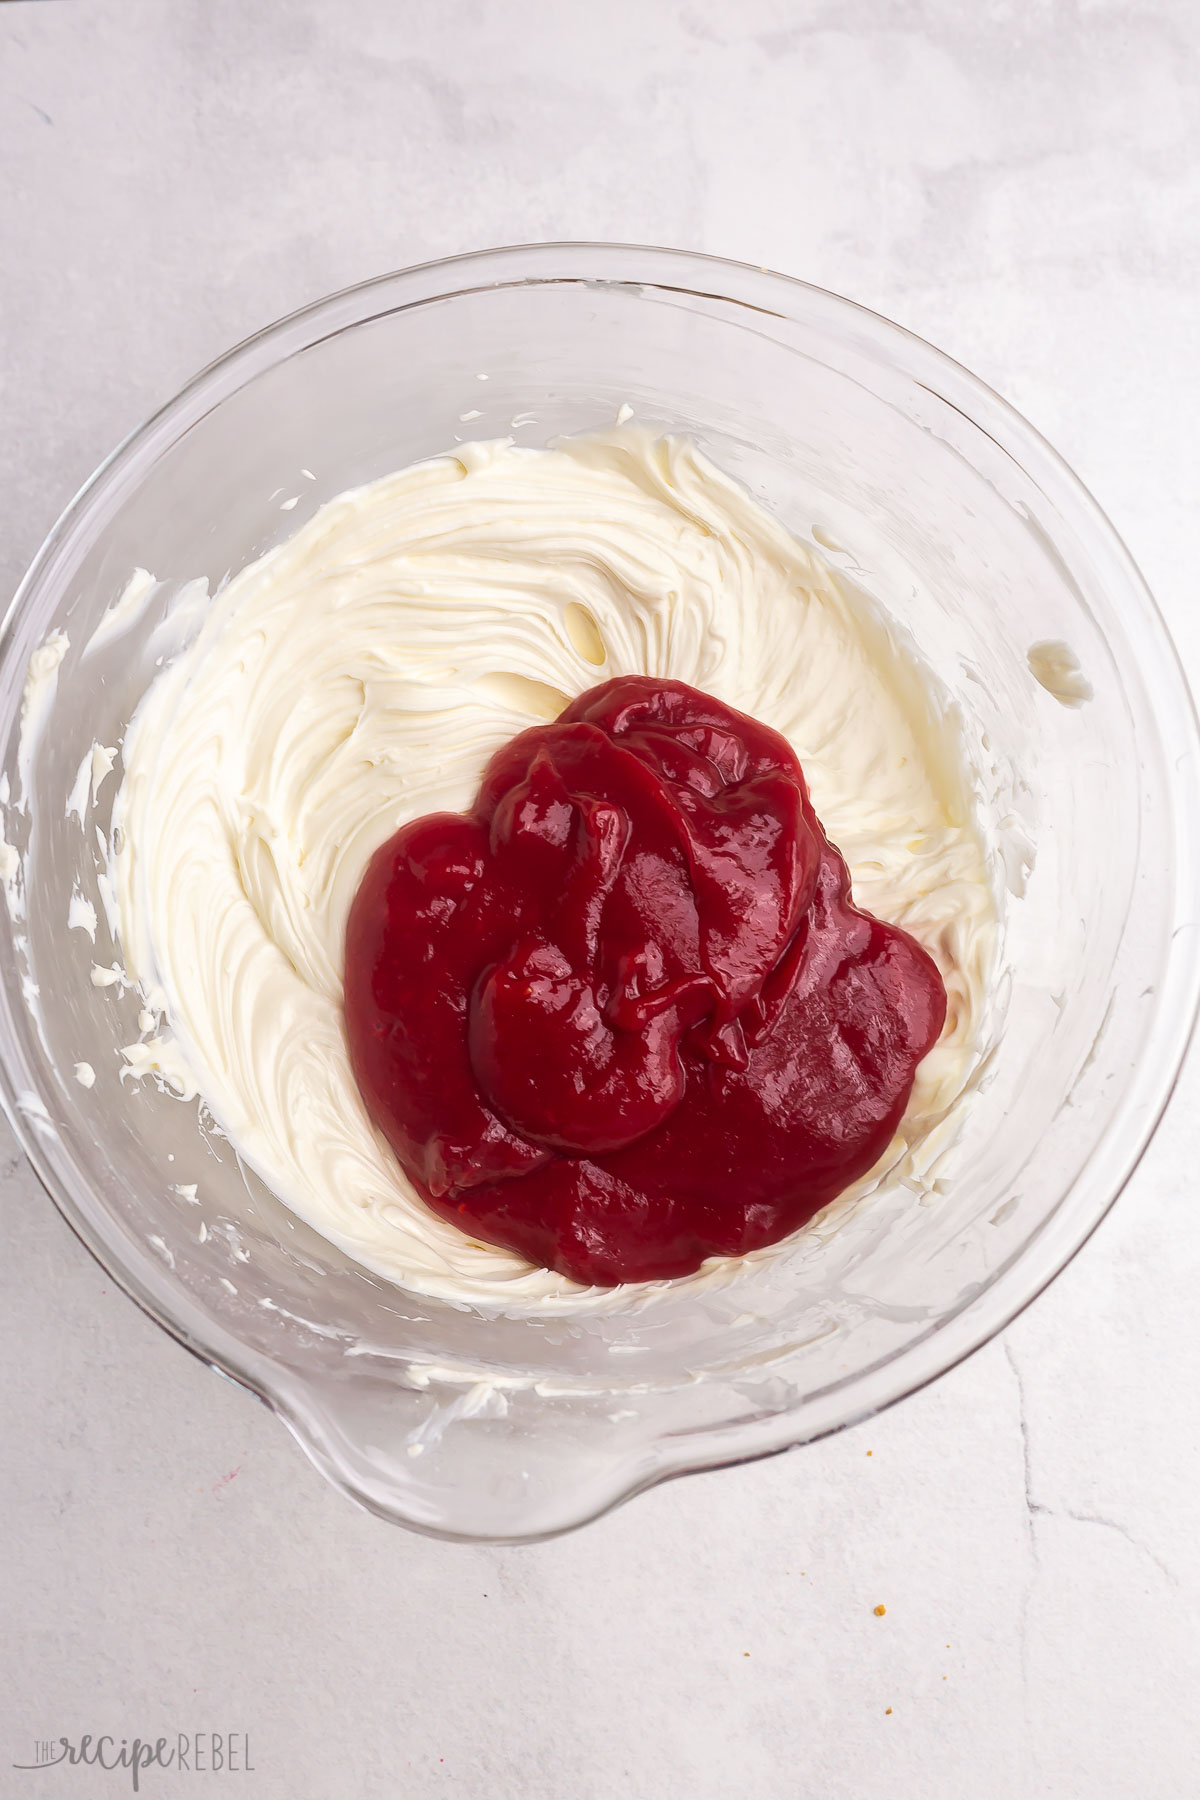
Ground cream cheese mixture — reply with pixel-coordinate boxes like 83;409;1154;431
110;426;994;1307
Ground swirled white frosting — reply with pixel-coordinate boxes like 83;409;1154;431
112;427;993;1309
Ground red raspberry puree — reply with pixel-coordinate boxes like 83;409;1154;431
344;677;947;1286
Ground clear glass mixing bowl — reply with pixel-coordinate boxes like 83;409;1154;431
2;244;1197;1541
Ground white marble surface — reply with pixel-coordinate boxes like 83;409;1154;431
2;2;1199;1794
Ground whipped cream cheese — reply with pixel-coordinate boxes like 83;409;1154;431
111;427;994;1308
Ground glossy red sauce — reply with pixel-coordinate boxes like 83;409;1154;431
344;677;947;1286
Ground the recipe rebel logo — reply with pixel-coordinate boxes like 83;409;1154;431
12;1733;254;1789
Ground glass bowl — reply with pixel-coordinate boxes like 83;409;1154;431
2;243;1197;1542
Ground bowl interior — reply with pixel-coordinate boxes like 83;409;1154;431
1;248;1195;1538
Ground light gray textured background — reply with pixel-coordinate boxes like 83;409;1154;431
2;3;1199;1796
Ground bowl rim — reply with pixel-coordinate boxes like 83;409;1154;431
4;239;1199;1541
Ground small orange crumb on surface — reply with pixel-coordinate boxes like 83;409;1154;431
874;1604;887;1616
885;1708;893;1716
866;1450;873;1456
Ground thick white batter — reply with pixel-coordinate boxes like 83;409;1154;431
111;426;993;1307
